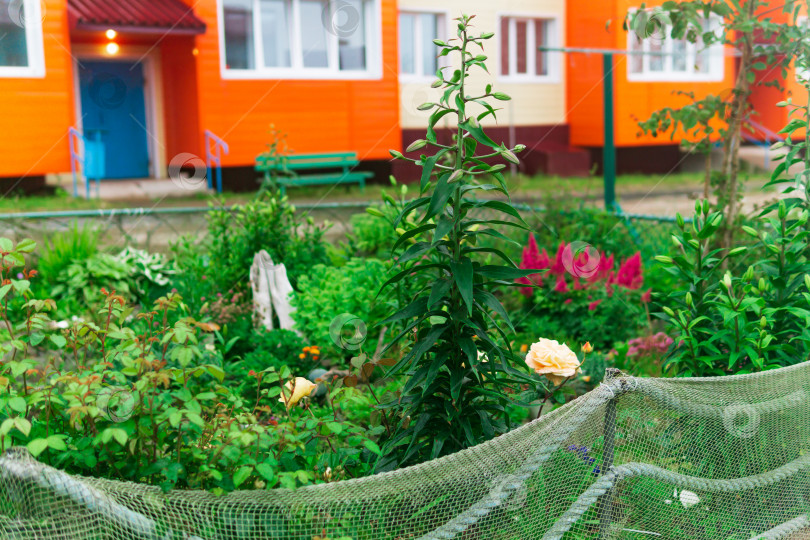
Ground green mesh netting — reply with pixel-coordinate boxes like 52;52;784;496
2;362;810;539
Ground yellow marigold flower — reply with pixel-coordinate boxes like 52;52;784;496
299;353;306;359
520;344;528;354
303;346;311;352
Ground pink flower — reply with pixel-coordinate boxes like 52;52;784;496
588;254;614;283
564;298;573;305
641;288;652;303
554;277;569;293
516;233;550;297
588;300;602;311
615;252;643;290
550;243;567;276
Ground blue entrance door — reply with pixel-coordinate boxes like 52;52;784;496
78;60;150;179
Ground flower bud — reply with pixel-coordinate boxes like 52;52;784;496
581;342;593;353
685;292;693;307
743;266;754;281
760;316;767;329
406;139;427;152
723;272;732;289
676;213;685;229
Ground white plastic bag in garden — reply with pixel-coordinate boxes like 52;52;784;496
250;250;296;331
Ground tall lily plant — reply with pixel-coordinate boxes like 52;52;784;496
381;15;534;466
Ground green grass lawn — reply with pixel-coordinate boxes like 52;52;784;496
0;171;769;214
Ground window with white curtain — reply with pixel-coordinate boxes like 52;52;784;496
627;12;723;81
398;11;445;79
0;0;45;77
498;16;558;82
220;0;379;78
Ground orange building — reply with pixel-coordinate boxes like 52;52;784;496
565;0;737;173
0;0;400;192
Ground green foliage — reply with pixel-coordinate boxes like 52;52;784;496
522;289;644;351
345;208;398;257
207;194;330;293
630;0;810;247
234;329;312;401
117;247;176;299
51;252;135;309
257;124;293;195
381;15;536;467
0;238;382;493
292;258;395;360
37;221;99;282
47;248;174;317
655;199;810;376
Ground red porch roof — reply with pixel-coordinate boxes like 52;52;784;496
68;0;206;34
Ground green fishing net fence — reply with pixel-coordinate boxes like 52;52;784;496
2;363;810;539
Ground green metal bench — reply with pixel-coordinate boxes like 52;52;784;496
255;152;372;195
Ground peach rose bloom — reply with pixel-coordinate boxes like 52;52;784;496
525;339;581;385
279;377;318;409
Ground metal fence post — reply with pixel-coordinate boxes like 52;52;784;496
598;368;621;539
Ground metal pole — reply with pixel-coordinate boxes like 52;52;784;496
602;53;617;212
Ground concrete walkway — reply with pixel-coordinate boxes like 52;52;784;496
49;174;211;200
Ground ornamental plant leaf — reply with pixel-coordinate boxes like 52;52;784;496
381;14;531;467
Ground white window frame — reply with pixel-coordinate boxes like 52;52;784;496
397;9;449;82
0;0;45;78
626;9;724;82
496;12;562;84
217;0;382;80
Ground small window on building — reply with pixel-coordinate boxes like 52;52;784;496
499;16;556;81
398;11;444;78
0;0;45;77
220;0;378;78
627;10;723;81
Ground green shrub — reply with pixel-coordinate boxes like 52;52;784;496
37;221;99;283
0;238;383;493
656;199;810;376
207;194;330;293
234;329;313;402
291;258;394;361
342;194;403;258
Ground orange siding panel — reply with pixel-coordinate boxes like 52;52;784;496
567;0;737;148
0;0;74;178
190;0;400;168
161;36;202;163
